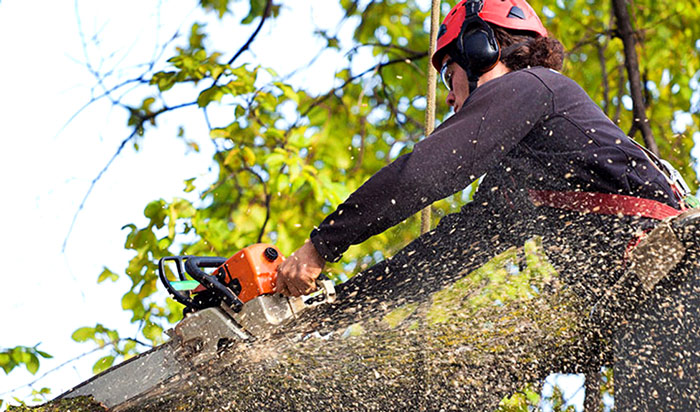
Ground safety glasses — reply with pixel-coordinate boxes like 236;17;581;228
440;58;454;91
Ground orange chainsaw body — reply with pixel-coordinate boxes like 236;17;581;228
193;243;284;303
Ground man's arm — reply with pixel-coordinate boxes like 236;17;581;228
310;70;554;262
277;70;553;295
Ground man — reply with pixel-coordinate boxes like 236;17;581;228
275;0;682;299
276;0;697;408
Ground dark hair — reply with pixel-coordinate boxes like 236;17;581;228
490;25;565;71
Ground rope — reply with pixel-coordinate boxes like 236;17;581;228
420;0;442;235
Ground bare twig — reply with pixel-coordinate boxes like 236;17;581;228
62;102;197;252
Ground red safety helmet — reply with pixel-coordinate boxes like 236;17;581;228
431;0;547;71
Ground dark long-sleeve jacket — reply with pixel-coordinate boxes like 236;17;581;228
310;67;679;262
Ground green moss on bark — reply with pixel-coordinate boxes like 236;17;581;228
7;396;107;412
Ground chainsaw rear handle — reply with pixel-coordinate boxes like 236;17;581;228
184;256;244;312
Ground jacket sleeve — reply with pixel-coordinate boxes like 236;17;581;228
310;70;554;262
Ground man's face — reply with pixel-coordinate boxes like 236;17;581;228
441;54;470;113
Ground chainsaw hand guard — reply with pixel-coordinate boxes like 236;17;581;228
185;256;244;312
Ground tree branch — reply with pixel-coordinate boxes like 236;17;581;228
300;52;428;118
611;0;658;154
0;338;150;398
213;0;274;86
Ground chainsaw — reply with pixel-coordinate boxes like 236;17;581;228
159;243;336;354
59;243;336;408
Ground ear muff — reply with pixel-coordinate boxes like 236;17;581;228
454;0;500;87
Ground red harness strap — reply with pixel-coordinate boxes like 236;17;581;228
528;189;683;221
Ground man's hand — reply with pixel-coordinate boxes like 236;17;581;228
275;240;326;297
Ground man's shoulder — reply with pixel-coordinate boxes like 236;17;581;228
486;66;565;93
509;67;590;103
518;66;580;89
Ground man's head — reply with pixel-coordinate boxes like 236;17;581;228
432;0;547;77
433;0;563;110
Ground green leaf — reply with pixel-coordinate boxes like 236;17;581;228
123;340;137;356
166;297;185;324
144;199;167;228
152;71;177;92
199;0;229;18
71;327;95;342
275;82;300;103
327;37;340;49
242;146;256;165
93;355;115;375
98;267;119;283
106;329;120;343
0;352;13;374
197;86;223;107
143;322;164;343
121;291;140;311
26;353;39;375
241;0;267;24
184;177;197;193
189;22;207;48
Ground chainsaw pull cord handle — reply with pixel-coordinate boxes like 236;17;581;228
184;256;245;312
158;256;199;309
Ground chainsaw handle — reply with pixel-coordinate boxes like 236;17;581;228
184;256;244;312
302;274;337;306
158;256;198;309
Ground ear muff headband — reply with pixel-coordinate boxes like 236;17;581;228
455;0;500;88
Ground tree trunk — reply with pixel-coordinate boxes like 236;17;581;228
611;0;659;155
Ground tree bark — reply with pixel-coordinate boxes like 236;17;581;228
611;0;659;155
